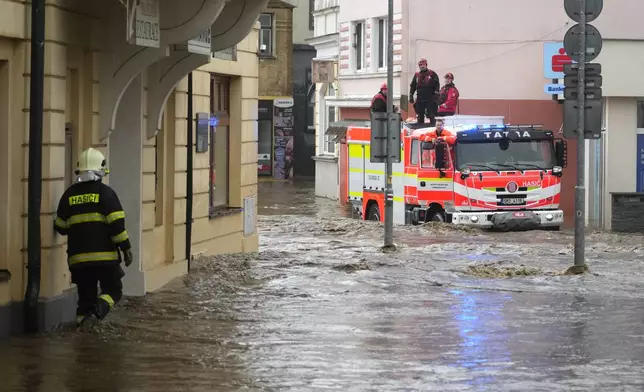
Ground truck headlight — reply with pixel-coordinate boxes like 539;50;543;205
470;216;478;222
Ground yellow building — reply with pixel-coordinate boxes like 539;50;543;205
0;0;268;338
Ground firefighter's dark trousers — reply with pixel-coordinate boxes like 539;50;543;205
71;264;124;319
414;99;438;125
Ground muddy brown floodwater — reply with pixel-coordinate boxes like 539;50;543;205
3;180;644;391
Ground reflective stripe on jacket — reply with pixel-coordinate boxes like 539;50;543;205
54;180;131;267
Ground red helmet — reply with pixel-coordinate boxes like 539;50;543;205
418;58;427;66
380;82;387;90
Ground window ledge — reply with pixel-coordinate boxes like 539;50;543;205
209;206;243;219
0;269;10;283
259;55;277;60
313;155;338;162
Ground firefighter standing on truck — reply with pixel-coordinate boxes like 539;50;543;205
370;82;398;113
409;58;440;124
54;147;133;328
438;72;459;116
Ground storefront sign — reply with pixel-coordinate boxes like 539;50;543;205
637;133;644;192
273;98;294;179
543;42;572;79
195;113;209;153
544;83;564;95
127;0;160;48
312;60;335;83
258;100;273;120
184;29;212;55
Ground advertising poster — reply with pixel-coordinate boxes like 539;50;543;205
257;100;273;176
273;98;294;179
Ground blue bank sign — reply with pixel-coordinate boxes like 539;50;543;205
544;83;564;95
543;42;572;97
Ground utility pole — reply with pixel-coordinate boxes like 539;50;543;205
573;0;586;267
563;0;603;272
384;0;394;248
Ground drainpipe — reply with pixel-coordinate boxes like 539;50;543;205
24;0;45;333
185;72;193;272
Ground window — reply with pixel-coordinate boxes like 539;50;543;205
258;13;273;57
410;139;419;165
315;10;339;36
353;21;365;70
638;100;644;129
309;0;314;30
455;140;555;171
209;75;231;214
377;18;387;68
324;84;336;154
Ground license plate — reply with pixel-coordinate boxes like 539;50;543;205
499;197;525;205
513;212;525;217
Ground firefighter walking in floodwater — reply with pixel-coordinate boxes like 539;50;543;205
54;147;133;328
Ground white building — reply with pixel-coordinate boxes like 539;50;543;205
292;0;315;44
309;0;341;199
335;0;403;115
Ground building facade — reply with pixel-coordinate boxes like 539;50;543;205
257;1;295;178
257;0;316;179
309;0;340;199
292;0;317;177
0;0;266;338
313;0;644;229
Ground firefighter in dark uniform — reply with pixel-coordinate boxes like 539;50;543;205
54;148;133;327
409;58;440;124
370;82;397;113
370;82;388;112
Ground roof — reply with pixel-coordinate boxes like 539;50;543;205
404;123;553;140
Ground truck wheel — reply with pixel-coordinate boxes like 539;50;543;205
431;211;446;222
367;204;381;221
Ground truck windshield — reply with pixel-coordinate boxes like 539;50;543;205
455;140;556;171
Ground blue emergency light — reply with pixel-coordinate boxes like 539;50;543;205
209;116;219;127
460;124;506;131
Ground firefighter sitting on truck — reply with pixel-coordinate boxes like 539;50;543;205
409;58;440;124
370;82;397;113
54;148;133;328
420;119;455;166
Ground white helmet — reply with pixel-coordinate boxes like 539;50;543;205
76;148;109;178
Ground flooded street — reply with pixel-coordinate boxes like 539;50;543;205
3;180;644;391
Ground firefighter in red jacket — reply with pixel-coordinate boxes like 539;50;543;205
409;58;440;124
438;72;459;116
370;82;397;113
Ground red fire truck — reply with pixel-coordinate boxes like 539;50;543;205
346;117;567;230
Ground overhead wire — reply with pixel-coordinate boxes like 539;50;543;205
412;23;571;71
